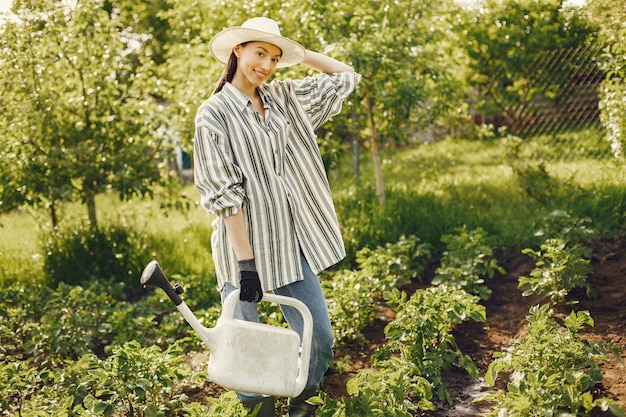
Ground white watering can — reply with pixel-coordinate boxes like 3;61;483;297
140;260;312;398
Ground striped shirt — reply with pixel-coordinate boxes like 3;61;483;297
194;72;361;291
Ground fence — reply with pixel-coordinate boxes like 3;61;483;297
503;44;613;162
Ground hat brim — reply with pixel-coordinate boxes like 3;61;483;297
209;27;306;68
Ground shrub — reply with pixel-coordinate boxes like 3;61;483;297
41;222;155;295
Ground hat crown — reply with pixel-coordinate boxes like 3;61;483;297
208;16;306;68
241;17;282;37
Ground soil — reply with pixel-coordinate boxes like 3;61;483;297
322;236;626;416
188;236;626;416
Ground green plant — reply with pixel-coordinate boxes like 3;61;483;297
356;234;432;290
519;238;596;305
504;135;560;203
41;222;154;293
317;361;434;416
323;269;377;345
324;235;432;345
0;360;54;416
375;286;486;403
14;340;196;416
534;210;595;247
477;304;625;417
24;282;117;365
432;226;505;300
183;391;253;416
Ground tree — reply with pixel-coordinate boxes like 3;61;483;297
587;0;626;159
302;0;469;204
0;0;175;228
462;0;595;132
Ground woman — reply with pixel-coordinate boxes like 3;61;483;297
194;17;360;417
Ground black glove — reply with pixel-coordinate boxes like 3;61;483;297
238;259;263;303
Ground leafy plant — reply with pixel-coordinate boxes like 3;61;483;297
323;269;378;345
534;210;595;246
317;361;433;416
519;238;596;304
41;222;154;292
324;235;432;345
19;340;196;416
432;226;505;300
24;282;117;365
0;360;54;416
375;286;486;403
183;391;264;416
477;304;625;417
356;234;432;290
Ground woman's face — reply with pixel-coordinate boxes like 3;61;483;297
233;41;282;89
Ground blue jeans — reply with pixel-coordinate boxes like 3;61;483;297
220;254;334;401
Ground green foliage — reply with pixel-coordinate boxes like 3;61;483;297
15;341;194;416
477;304;625;417
376;286;486;403
317;362;433;416
432;227;505;300
356;235;433;289
588;0;626;160
183;391;252;416
504;134;561;203
519;238;596;305
323;269;377;345
462;0;595;129
324;235;432;345
534;210;595;246
41;222;155;292
0;0;177;227
24;282;116;365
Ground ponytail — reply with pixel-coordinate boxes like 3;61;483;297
211;42;250;95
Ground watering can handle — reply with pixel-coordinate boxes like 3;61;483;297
222;289;314;395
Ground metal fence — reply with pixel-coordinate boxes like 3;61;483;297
510;45;613;162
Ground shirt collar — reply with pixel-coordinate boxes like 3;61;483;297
222;82;274;112
222;82;250;112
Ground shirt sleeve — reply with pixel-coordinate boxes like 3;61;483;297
193;105;245;218
286;72;361;130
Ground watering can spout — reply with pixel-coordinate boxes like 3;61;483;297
140;260;313;398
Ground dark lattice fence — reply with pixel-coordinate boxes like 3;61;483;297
511;45;612;162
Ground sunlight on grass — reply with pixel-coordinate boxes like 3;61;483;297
0;185;215;284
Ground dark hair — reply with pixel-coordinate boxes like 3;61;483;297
212;42;251;95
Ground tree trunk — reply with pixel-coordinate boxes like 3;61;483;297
86;192;98;230
352;108;360;187
50;204;58;229
364;86;386;205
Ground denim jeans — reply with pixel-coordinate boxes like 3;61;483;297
220;253;334;402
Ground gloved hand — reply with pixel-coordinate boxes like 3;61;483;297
238;259;263;302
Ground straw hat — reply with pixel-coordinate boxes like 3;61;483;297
209;17;306;68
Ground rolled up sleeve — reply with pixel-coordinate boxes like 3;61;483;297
194;121;245;218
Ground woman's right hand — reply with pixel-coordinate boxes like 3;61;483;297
239;270;263;302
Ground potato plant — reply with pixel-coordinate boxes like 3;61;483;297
432;226;505;300
477;304;624;417
518;238;596;305
376;286;486;403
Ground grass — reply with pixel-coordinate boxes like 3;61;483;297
331;136;626;260
1;132;625;285
0;186;215;287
